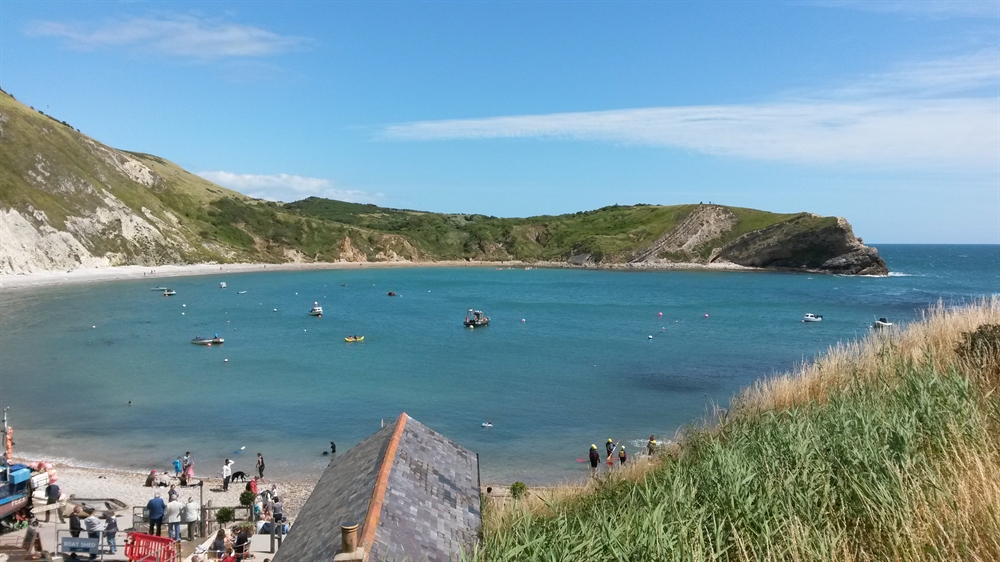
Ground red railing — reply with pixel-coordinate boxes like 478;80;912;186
124;531;179;562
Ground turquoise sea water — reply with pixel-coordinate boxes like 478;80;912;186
0;245;997;483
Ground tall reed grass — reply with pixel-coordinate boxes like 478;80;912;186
473;298;1000;561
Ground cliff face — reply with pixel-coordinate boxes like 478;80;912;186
713;216;888;275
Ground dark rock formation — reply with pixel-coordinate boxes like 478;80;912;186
713;216;888;275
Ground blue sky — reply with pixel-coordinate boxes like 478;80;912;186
1;1;997;243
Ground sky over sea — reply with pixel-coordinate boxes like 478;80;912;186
1;1;997;244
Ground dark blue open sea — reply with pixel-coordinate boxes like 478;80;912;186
0;245;997;483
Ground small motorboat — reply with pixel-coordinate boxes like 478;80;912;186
220;282;227;289
387;291;396;297
237;290;247;294
309;302;323;316
163;289;176;296
802;313;823;323
464;309;490;328
191;334;224;345
872;318;893;330
151;286;168;291
344;335;365;342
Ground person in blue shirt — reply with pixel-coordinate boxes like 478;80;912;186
173;457;183;477
146;492;166;536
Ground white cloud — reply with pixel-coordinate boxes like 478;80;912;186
380;51;1000;171
813;0;1000;19
198;171;381;204
26;15;310;59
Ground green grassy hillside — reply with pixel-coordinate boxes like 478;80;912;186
0;88;885;274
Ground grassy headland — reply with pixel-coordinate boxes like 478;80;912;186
477;299;1000;561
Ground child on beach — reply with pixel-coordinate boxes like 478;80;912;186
173;457;183;477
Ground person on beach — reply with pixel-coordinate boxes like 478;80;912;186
146;492;166;536
165;494;183;541
589;444;601;474
270;496;283;523
256;453;265;480
618;446;627;465
246;476;259;496
44;480;64;523
69;506;83;537
182;496;199;540
173;456;183;477
647;435;658;456
83;509;103;560
606;438;614;458
104;511;118;555
184;457;195;482
168;484;179;503
182;452;191;471
222;459;233;492
145;469;157;487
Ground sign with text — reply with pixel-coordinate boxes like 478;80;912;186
61;536;99;554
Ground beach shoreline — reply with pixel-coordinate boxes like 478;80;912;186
0;259;758;291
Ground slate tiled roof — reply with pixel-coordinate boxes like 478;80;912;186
271;421;397;562
272;413;481;562
369;419;481;561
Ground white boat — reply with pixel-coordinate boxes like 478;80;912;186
163;289;176;296
220;282;227;289
309;302;323;316
151;286;168;291
872;318;893;330
237;290;247;294
802;313;823;323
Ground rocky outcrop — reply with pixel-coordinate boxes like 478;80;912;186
631;205;737;263
713;216;887;275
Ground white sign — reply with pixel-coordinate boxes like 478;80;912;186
61;537;99;554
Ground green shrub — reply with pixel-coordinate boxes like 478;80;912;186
215;507;235;525
510;481;527;500
239;491;256;507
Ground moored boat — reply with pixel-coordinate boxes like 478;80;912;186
464;309;490;328
151;286;168;291
220;282;227;289
345;335;365;342
163;289;176;296
191;334;224;345
309;302;323;316
872;318;893;330
802;313;823;322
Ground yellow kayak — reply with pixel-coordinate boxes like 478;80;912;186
345;336;365;342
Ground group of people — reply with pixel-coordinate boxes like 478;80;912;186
587;436;658;474
145;491;201;542
221;452;265;492
65;506;120;559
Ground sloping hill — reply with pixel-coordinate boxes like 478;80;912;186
0;88;887;275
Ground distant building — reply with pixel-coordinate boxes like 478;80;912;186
273;413;481;562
